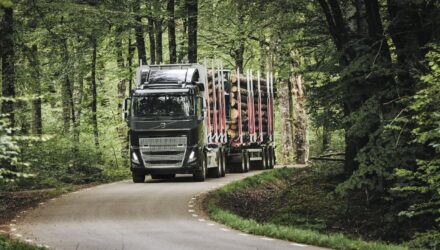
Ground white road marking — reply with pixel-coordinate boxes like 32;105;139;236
188;209;195;213
220;228;230;232
290;243;306;247
25;239;33;243
14;234;22;238
198;219;206;222
207;223;215;226
192;214;198;217
188;204;194;208
260;237;274;241
239;233;248;236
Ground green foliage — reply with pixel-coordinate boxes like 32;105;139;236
207;167;407;250
0;235;43;250
392;45;440;248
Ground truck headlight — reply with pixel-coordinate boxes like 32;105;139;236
188;150;197;163
132;152;140;164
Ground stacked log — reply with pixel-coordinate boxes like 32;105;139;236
206;69;274;144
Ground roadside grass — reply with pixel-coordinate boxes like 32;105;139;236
0;235;42;250
205;167;408;250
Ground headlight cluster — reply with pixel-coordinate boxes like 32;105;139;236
132;152;140;164
188;150;197;162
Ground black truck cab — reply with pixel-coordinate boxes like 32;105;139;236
123;64;211;182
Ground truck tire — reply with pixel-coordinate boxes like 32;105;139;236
243;150;250;173
208;151;222;178
268;147;275;169
220;150;226;177
262;147;268;170
132;173;145;183
193;153;207;182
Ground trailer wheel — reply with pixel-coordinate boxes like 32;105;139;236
262;147;268;170
132;173;145;183
193;153;207;182
268;147;275;169
244;150;250;173
208;151;222;178
220;150;226;177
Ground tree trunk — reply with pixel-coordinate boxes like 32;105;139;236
154;15;163;63
234;1;245;70
1;6;15;129
291;54;309;164
30;44;42;135
115;29;129;157
61;38;74;133
280;80;292;164
128;35;135;91
115;28;127;106
147;3;156;65
91;37;99;147
134;0;147;65
167;0;177;64
186;0;198;63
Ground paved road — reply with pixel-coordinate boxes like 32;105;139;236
14;170;324;250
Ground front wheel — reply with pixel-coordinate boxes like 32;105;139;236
193;153;207;182
132;173;145;183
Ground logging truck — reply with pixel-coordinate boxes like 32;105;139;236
122;63;275;183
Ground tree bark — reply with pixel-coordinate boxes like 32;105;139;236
186;0;198;63
91;37;99;147
280;80;293;164
234;1;245;70
1;6;15;129
128;35;135;91
30;44;42;135
61;38;74;133
134;0;147;65
167;0;177;64
154;2;163;64
147;3;156;65
291;54;309;164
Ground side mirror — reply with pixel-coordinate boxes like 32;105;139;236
122;97;130;121
196;82;205;92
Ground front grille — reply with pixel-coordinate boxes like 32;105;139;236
139;137;187;168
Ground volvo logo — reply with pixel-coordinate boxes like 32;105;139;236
160;122;167;128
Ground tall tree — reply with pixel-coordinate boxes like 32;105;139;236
186;0;198;63
134;0;147;65
291;53;309;164
146;3;156;64
1;6;15;128
91;36;99;146
154;0;163;64
167;0;177;64
29;44;42;135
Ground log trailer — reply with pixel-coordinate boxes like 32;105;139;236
122;63;275;183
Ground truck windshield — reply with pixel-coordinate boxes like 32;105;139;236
133;94;194;118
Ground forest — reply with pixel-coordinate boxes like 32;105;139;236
0;0;439;249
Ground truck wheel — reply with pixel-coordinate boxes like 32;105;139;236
243;150;250;173
132;173;145;183
220;150;226;177
193;153;207;182
262;147;268;170
208;151;222;178
237;150;246;173
268;147;275;169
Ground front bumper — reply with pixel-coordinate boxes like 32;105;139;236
130;160;198;175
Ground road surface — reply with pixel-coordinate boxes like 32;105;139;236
13;170;324;250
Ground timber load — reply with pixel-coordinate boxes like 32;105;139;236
206;66;275;147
